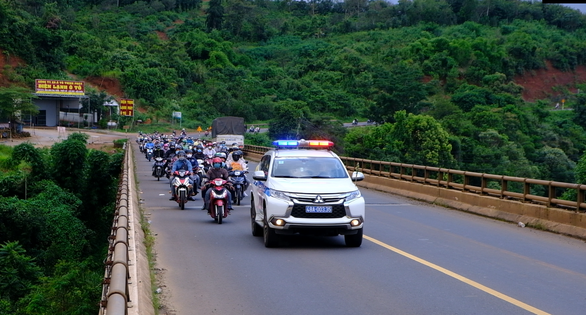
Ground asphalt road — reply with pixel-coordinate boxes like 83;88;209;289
134;142;586;315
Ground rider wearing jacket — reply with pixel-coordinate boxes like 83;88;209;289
185;149;201;195
201;157;233;211
169;150;194;201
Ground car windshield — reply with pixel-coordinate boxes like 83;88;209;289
271;157;348;178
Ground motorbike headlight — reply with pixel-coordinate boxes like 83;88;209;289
267;189;290;201
345;190;362;203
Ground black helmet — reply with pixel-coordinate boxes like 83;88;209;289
232;150;242;160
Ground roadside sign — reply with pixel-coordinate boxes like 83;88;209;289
120;99;134;116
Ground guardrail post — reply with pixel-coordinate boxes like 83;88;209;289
577;186;585;213
523;179;530;203
548;183;555;207
480;174;487;195
500;176;507;199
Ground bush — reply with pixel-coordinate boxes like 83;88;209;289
113;139;128;148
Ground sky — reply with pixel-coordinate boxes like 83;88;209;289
558;4;586;13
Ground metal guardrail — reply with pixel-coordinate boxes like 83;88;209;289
100;143;131;315
243;144;586;213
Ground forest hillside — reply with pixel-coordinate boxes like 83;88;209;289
1;0;586;185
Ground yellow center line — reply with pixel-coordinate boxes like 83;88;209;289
364;235;551;315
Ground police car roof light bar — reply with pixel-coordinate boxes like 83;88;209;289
272;139;334;149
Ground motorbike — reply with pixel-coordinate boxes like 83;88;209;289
146;148;154;161
171;169;193;210
153;157;166;181
164;157;175;179
196;159;207;186
138;141;145;153
206;178;231;224
229;170;248;205
352;119;358;125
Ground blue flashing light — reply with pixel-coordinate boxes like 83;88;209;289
273;140;299;147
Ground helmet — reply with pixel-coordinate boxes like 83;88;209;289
215;152;227;160
185;149;193;158
163;143;169;148
196;148;203;153
232;150;242;161
212;157;222;169
177;150;186;160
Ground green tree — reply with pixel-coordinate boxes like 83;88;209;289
268;100;310;140
206;0;224;31
82;90;113;126
572;93;586;129
389;111;455;167
19;260;101;315
0;241;41;304
0;86;38;134
536;146;575;183
50;135;88;195
367;61;427;123
11;143;49;183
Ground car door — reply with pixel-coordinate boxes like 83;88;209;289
254;154;272;221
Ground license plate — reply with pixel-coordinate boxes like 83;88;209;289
305;206;332;213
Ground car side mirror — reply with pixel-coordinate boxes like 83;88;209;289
252;170;267;181
351;171;365;182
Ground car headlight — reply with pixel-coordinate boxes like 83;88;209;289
345;190;362;202
267;189;290;201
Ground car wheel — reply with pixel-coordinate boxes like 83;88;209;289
263;210;279;248
251;202;262;237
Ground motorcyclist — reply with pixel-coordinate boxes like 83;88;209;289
226;150;247;171
164;143;177;159
194;147;206;160
203;143;216;159
201;157;233;212
168;150;195;201
226;150;249;192
185;149;201;195
214;151;228;168
153;142;165;159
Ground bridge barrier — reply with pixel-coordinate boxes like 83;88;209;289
243;145;586;239
100;142;155;315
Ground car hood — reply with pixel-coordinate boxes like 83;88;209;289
269;178;358;194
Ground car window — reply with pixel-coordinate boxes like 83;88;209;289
271;157;348;178
258;154;271;175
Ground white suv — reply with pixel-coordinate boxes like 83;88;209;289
250;140;365;247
